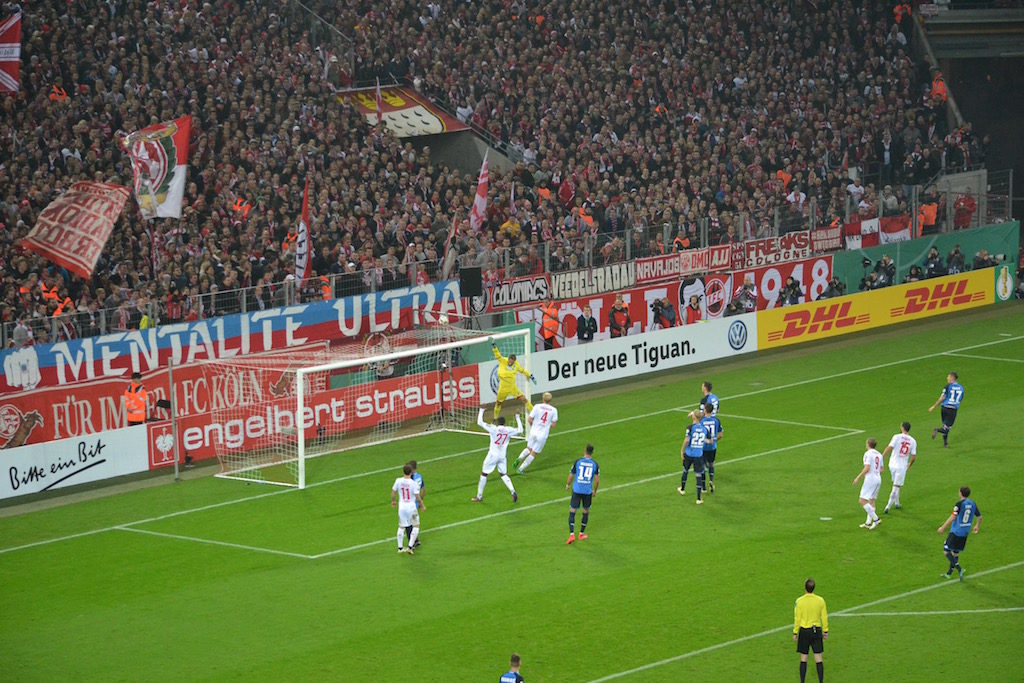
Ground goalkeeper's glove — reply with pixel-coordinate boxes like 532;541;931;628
489;337;496;347
529;374;537;385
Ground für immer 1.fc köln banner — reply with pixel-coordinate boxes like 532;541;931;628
21;181;131;279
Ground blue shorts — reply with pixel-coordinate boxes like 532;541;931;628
944;532;967;553
570;492;593;510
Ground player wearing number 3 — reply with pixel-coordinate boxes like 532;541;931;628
514;392;558;474
472;408;523;503
882;422;917;514
490;338;535;420
853;438;883;530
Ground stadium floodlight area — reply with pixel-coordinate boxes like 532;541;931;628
201;325;531;488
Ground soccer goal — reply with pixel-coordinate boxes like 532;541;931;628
201;324;532;488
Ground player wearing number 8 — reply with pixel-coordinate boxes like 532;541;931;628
472;408;523;503
929;372;964;448
677;411;707;504
882;422;917;514
566;444;599;544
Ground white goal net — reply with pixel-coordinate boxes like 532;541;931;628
200;324;532;488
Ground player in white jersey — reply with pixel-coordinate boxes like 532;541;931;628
514;392;559;474
472;408;523;503
391;463;425;554
882;421;917;514
852;438;884;530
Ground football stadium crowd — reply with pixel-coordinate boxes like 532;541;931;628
0;0;990;344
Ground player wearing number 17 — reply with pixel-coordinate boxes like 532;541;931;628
929;372;964;448
490;337;535;420
472;408;523;503
566;444;599;544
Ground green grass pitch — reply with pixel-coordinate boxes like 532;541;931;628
2;304;1023;682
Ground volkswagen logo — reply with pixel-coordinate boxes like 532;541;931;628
727;320;747;350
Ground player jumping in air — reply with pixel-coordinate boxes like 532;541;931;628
490;337;535;419
929;372;964;448
472;408;522;503
514;392;558;474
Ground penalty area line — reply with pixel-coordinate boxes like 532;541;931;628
583;559;1024;682
835;606;1024;618
116;526;314;560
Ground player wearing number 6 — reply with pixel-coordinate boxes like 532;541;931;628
882;422;917;514
391;464;425;555
514;392;558;474
677;411;707;504
566;444;599;544
472;408;523;503
490;338;535;420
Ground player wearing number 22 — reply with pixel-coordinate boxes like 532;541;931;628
490;338;535;420
852;438;883;530
472;408;522;503
391;464;425;555
677;410;707;504
929;371;964;448
566;444;599;544
937;486;981;580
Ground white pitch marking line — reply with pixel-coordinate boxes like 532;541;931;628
944;352;1024;364
4;333;1020;557
117;526;314;560
584;559;1024;683
724;414;862;432
836;607;1024;618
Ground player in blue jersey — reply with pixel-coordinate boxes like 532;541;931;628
937;486;981;580
565;444;600;544
699;380;719;416
677;410;707;504
929;372;964;448
700;403;723;493
403;461;424;549
500;653;524;683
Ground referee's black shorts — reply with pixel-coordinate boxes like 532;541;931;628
941;406;958;428
796;626;824;654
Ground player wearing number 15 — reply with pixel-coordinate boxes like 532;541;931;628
929;371;964;448
882;422;917;514
677;411;707;504
853;438;883;530
472;408;523;503
566;444;599;544
391;464;425;555
490;337;536;420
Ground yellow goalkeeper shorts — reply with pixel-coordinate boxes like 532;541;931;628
496;385;523;403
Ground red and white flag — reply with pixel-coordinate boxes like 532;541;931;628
295;176;313;280
509;180;517;215
468;151;489;234
0;12;21;94
124;115;192;219
375;77;383;126
879;215;911;244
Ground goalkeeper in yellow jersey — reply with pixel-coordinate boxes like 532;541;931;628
490;337;535;419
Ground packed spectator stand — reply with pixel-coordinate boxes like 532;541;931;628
0;0;996;347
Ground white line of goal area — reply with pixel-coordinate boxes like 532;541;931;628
944;351;1024;364
584;559;1024;683
1;333;1020;558
836;606;1024;618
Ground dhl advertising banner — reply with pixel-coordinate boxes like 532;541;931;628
758;269;995;349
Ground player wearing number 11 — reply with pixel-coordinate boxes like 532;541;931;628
472;408;522;503
566;444;599;544
391;464;425;555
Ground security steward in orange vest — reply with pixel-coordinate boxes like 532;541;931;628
124;371;148;426
540;297;560;351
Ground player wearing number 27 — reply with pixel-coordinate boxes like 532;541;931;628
882;422;917;514
392;464;425;554
566;444;599;544
515;392;558;474
853;438;883;529
490;337;535;420
472;408;522;503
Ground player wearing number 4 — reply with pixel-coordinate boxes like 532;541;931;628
515;392;558;474
853;438;883;530
472;408;522;503
566;444;599;544
929;372;964;448
490;338;535;420
882;422;917;514
677;410;707;504
391;464;425;555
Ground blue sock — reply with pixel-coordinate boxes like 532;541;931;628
708;464;715;482
696;473;704;500
680;470;688;489
581;512;589;533
569;511;576;533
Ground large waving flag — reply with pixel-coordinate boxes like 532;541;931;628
124;115;192;219
295;176;313;280
375;77;384;126
468;151;489;233
0;12;20;94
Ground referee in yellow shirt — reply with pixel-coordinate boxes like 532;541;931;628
793;578;828;683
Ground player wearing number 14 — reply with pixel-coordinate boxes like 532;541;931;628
566;444;600;544
472;408;522;503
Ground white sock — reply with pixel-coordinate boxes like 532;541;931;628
397;527;404;549
868;504;879;522
520;454;535;471
409;526;419;546
477;475;487;498
893;486;901;504
518;447;530;462
862;503;876;522
500;474;516;494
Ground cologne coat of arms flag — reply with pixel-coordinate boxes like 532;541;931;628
124;115;192;219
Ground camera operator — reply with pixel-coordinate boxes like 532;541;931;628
923;246;946;278
724;299;743;316
973;249;997;270
817;277;846;300
947;245;965;274
651;297;676;328
733;275;758;313
904;264;924;283
781;276;803;306
860;271;882;290
874;254;896;287
685;294;703;324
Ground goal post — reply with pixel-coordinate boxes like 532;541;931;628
203;324;533;489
